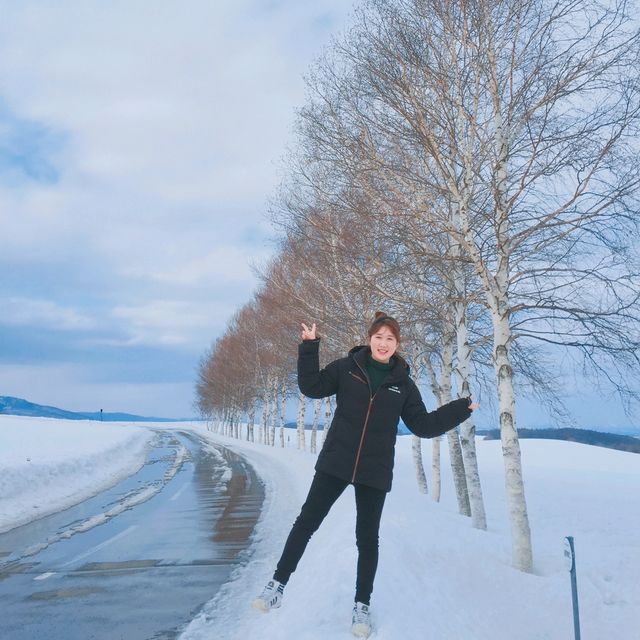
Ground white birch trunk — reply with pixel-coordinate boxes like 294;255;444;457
453;292;487;529
446;429;469;515
461;238;534;569
321;395;333;446
297;391;306;450
486;59;533;568
449;161;488;527
425;361;443;502
279;382;286;448
408;352;429;494
412;435;428;494
247;404;257;442
260;397;268;445
441;331;471;516
432;437;442;502
494;309;533;571
311;398;321;453
269;381;278;447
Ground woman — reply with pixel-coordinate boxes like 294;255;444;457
252;313;478;638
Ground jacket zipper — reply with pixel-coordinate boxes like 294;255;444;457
349;371;367;385
351;360;378;483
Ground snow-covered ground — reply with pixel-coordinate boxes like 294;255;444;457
178;425;639;640
1;416;637;639
0;415;153;534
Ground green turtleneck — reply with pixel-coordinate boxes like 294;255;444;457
366;353;395;395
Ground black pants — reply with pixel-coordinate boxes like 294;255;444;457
273;470;387;605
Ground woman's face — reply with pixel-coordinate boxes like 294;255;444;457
369;325;398;363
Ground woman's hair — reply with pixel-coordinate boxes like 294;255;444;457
367;311;401;343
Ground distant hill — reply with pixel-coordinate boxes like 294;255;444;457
0;396;180;422
481;427;640;454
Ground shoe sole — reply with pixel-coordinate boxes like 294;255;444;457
351;622;371;638
251;598;281;613
251;598;268;612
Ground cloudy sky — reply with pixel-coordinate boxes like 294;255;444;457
0;0;354;417
0;1;637;431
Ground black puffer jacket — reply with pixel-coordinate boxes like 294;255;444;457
298;339;471;492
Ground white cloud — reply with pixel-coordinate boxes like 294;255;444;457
110;298;237;347
0;0;353;269
0;0;354;414
0;1;353;202
120;245;264;287
1;297;95;331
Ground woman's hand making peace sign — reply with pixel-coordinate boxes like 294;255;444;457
301;322;317;341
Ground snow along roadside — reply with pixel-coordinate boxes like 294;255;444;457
175;423;639;640
0;415;154;534
178;425;315;640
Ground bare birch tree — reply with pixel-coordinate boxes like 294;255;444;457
283;0;640;571
346;0;640;570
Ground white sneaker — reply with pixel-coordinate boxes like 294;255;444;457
252;580;285;612
351;602;372;638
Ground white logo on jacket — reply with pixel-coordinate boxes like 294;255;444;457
388;385;401;394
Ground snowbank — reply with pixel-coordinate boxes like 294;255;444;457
177;425;639;640
1;414;635;639
0;415;153;533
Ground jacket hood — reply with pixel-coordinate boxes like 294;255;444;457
348;345;411;383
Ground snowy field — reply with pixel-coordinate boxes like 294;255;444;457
0;415;153;534
179;424;639;640
1;416;637;639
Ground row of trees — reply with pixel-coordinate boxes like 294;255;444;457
197;0;640;572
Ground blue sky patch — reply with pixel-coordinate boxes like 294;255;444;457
0;99;67;186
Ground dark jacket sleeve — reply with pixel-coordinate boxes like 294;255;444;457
401;381;471;438
297;339;340;399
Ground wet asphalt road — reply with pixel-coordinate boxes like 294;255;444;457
0;430;264;640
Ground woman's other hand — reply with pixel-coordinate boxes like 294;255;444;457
469;402;479;411
301;322;317;341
